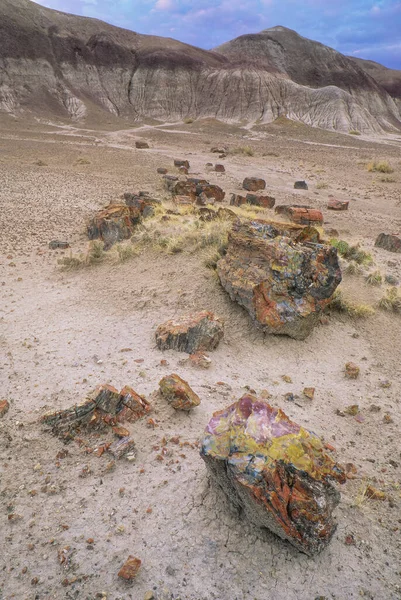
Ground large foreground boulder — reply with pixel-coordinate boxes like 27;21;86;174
87;204;141;249
217;220;341;339
375;233;401;253
156;311;224;353
200;395;346;555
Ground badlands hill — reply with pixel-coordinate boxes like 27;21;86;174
350;56;401;112
1;0;401;133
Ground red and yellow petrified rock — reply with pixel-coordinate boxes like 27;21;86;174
200;395;346;555
217;219;341;339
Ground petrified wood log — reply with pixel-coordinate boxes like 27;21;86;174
217;220;341;339
87;204;141;249
155;311;224;353
375;233;401;253
200;395;346;555
41;384;151;432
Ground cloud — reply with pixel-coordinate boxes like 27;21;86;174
154;0;175;10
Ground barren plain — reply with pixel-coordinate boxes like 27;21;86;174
1;114;401;600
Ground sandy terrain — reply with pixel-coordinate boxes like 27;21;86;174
0;114;400;600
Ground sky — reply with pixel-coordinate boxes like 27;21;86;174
32;0;401;69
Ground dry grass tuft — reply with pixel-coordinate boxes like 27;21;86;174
330;239;373;265
183;117;194;124
349;130;361;136
365;270;382;286
76;157;91;165
378;287;401;313
329;290;375;318
316;182;328;189
344;261;363;276
366;160;394;174
229;146;254;157
378;176;396;183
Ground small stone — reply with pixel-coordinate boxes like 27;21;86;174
189;352;212;369
366;485;386;501
118;556;141;580
345;362;360;379
243;177;266;192
109;437;136;460
0;400;10;418
327;198;349;211
215;164;225;172
294;180;308;190
282;375;292;383
385;274;399;286
144;592;155;600
157;168;168;175
303;387;315;400
136;141;149;149
159;374;201;410
383;414;393;424
375;233;401;253
49;240;70;250
112;426;130;438
174;159;190;170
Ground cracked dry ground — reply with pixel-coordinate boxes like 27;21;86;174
0;116;401;600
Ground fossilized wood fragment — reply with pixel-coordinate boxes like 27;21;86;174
159;374;200;410
375;233;401;253
243;177;266;192
217;220;341;339
87;204;141;249
41;384;150;432
155;311;224;353
200;395;346;555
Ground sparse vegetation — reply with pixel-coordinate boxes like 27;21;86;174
34;159;47;166
344;261;363;276
365;270;382;286
113;242;137;263
378;287;401;313
330;239;373;265
329;290;375;318
316;182;328;189
229;146;254;157
349;130;361;136
58;240;107;270
183;117;194;124
378;175;396;183
76;157;91;165
366;160;394;174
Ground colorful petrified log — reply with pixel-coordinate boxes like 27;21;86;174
200;395;346;556
159;374;200;410
41;384;151;432
155;311;224;353
87;204;141;249
217;219;341;339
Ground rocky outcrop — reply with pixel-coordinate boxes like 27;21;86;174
159;374;200;410
217;220;341;339
375;233;401;253
200;395;346;555
1;2;400;133
156;311;224;353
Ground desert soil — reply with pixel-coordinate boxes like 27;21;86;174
0;114;401;600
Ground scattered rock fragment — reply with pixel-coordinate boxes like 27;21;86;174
87;204;141;249
155;311;224;353
162;175;179;192
49;241;70;250
327;198;349;211
211;146;227;153
214;164;225;172
159;374;200;410
246;193;275;208
294;180;308;190
375;233;401;253
275;205;323;225
124;192;159;218
366;485;386;501
189;352;212;369
243;177;266;192
0;400;10;418
217;220;341;339
118;556;141;581
135;141;149;149
109;436;136;460
157;168;168;175
344;363;360;379
174;159;190;169
303;388;315;400
200;395;346;555
41;384;151;433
